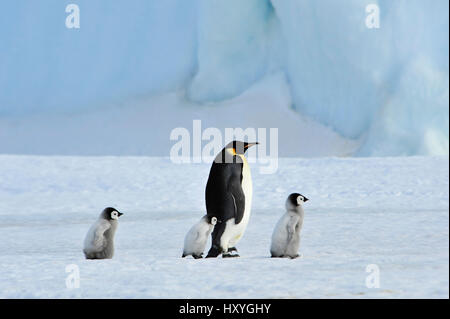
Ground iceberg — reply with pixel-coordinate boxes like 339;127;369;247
0;0;448;156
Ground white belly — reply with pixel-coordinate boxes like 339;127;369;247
221;156;253;249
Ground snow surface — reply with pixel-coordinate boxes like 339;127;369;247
0;1;448;156
0;155;448;298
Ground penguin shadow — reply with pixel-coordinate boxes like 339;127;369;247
248;254;304;260
180;253;305;260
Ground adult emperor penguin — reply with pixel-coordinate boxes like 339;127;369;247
270;193;308;259
205;140;258;258
83;207;123;259
182;215;217;259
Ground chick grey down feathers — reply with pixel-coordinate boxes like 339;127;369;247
83;207;122;259
182;215;217;259
270;193;308;259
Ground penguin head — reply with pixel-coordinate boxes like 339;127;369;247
209;216;218;226
286;193;309;210
225;140;259;155
102;207;123;221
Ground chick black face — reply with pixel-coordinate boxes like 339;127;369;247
209;216;218;226
225;140;259;155
102;207;123;220
287;193;309;207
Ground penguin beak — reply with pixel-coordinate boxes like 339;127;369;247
304;197;309;202
118;212;123;217
244;142;259;149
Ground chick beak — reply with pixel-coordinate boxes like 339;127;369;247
118;212;123;217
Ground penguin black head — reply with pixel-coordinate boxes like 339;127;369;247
102;207;123;221
286;193;309;210
225;140;259;155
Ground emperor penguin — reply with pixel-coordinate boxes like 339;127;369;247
182;215;217;259
270;193;308;258
205;140;258;258
83;207;123;259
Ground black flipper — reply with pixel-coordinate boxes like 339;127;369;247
228;174;245;224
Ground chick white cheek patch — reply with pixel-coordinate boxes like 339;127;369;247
297;197;303;205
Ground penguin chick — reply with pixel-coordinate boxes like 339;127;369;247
83;207;123;259
182;215;217;259
270;193;308;259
